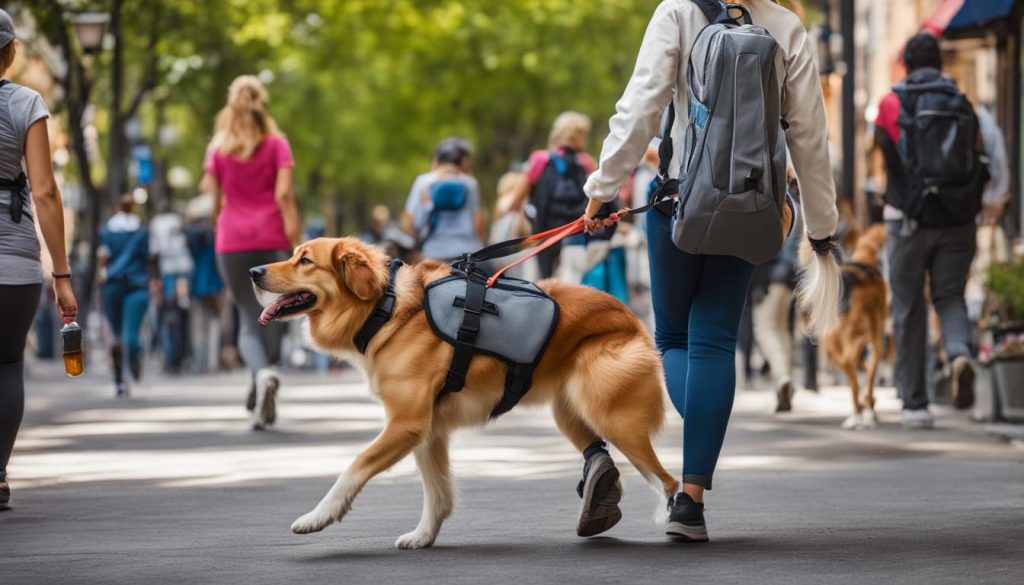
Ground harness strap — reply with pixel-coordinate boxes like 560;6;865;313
440;271;488;395
489;363;536;419
354;259;403;354
842;261;883;280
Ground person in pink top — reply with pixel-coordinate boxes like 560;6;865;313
202;75;301;430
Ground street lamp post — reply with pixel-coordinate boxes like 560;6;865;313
68;11;108;323
70;13;108;55
840;0;855;203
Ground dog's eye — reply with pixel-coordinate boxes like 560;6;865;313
299;257;313;266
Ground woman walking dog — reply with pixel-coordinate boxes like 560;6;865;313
202;75;301;430
581;0;840;541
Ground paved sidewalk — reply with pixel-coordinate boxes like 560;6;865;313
2;362;1023;584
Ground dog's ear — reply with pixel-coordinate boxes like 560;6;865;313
335;243;387;301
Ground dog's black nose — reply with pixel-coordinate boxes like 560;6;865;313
249;266;267;281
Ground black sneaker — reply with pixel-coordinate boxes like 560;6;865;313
775;381;794;413
0;481;10;510
245;375;257;412
951;357;975;410
575;451;622;537
666;492;708;542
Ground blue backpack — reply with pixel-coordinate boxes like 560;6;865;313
421;178;469;244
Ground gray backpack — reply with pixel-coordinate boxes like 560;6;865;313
657;1;791;265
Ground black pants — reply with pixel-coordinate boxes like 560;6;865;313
0;283;42;481
536;241;561;279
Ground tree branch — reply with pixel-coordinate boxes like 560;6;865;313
122;1;162;120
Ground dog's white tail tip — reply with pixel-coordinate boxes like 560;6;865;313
797;250;842;340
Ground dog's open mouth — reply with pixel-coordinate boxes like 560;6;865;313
258;291;317;324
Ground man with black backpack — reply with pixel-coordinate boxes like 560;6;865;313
874;33;988;428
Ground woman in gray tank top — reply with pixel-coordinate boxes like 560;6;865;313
0;10;78;510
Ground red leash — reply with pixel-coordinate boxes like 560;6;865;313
486;218;584;286
485;210;629;287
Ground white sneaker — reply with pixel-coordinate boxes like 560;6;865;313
841;414;863;430
901;408;934;430
860;408;877;428
252;368;280;430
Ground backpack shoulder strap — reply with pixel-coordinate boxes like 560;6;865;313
689;0;728;24
657;103;676;180
549;149;571;175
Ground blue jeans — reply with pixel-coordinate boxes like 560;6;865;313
646;210;755;490
103;281;150;369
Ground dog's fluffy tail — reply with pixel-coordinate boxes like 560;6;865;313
796;247;842;339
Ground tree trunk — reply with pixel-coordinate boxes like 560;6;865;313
39;0;105;319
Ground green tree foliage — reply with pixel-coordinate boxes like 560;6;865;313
34;0;662;230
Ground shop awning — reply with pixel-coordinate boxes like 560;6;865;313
947;0;1016;32
922;0;965;36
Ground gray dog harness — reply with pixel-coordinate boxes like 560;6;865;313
424;263;558;418
353;259;559;418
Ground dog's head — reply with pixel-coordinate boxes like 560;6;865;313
250;237;389;328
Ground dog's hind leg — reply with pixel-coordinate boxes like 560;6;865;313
862;334;884;424
577;375;679;502
395;432;453;550
839;358;864;430
553;396;602;452
599;425;679;502
291;394;432;535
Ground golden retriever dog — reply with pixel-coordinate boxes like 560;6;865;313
824;224;888;430
250;237;679;549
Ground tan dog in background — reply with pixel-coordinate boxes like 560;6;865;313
825;224;888;430
250;237;679;549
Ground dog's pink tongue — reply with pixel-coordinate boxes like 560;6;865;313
259;296;292;325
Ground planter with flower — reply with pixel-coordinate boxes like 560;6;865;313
984;258;1024;421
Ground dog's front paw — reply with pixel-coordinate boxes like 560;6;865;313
395;529;437;550
291;508;336;534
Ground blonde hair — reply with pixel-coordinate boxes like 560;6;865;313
0;42;16;77
548;111;591;150
495;171;526;216
212;75;280;159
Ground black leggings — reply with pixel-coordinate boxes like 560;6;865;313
0;283;42;481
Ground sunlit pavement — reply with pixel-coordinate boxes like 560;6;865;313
2;360;1023;584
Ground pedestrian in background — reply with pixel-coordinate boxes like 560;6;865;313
149;200;194;372
98;195;153;397
402;138;484;262
184;194;225;373
0;10;78;509
874;33;987;428
582;0;839;541
488;171;540;281
753;170;804;413
361;204;416;262
202;75;300;430
509;112;617;282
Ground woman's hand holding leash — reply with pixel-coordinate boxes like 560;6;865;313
583;198;623;235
